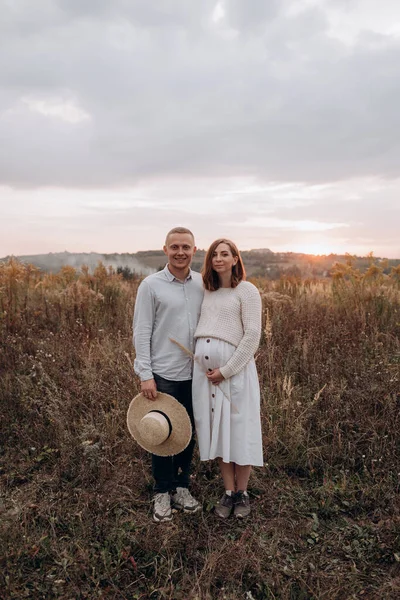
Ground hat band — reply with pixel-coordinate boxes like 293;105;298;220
148;410;172;439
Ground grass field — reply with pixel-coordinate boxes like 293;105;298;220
1;258;399;599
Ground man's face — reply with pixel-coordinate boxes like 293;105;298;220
163;233;197;274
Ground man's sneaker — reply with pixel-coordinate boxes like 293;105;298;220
214;493;234;519
171;487;201;513
234;490;251;519
153;492;172;522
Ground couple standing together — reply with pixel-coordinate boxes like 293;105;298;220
133;227;263;522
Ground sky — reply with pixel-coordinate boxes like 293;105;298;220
1;0;400;258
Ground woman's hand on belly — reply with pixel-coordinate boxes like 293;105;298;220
206;368;225;385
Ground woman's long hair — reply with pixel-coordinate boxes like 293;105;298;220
202;239;246;291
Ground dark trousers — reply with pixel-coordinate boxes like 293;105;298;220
152;373;195;494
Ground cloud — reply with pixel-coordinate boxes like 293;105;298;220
0;0;400;189
236;217;349;232
0;1;399;259
21;95;91;123
1;175;399;258
221;0;282;32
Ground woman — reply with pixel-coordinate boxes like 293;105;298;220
193;239;263;519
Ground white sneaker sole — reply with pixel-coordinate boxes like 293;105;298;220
153;512;173;522
172;503;201;514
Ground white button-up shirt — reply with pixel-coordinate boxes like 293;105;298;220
133;265;204;381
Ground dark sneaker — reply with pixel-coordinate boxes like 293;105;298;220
171;487;201;513
214;493;234;519
234;490;251;519
153;492;172;522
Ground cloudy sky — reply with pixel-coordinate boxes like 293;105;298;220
1;0;399;258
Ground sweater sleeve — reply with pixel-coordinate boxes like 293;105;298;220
219;284;262;379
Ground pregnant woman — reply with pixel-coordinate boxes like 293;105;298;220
193;238;263;519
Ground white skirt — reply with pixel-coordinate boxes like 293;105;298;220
192;338;263;466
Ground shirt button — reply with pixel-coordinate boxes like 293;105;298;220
212;408;214;412
208;368;212;372
212;394;215;398
206;339;210;343
205;356;209;360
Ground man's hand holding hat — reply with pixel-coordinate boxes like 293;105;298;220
141;378;158;400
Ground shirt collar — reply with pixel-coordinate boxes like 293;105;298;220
164;264;193;283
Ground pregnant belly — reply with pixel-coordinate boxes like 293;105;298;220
195;337;235;371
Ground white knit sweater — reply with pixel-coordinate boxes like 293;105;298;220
194;281;262;379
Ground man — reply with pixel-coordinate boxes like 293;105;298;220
133;227;204;522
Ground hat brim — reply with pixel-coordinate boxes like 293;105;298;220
127;392;192;456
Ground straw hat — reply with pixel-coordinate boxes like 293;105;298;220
126;392;192;456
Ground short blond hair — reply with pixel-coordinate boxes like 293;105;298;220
165;227;195;245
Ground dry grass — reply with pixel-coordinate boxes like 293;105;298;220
1;258;399;599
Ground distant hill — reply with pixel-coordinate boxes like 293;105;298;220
1;249;399;279
0;251;155;276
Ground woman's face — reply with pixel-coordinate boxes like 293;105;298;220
211;242;238;276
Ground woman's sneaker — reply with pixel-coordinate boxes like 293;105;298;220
214;493;234;519
233;490;251;519
153;492;172;522
171;487;201;513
